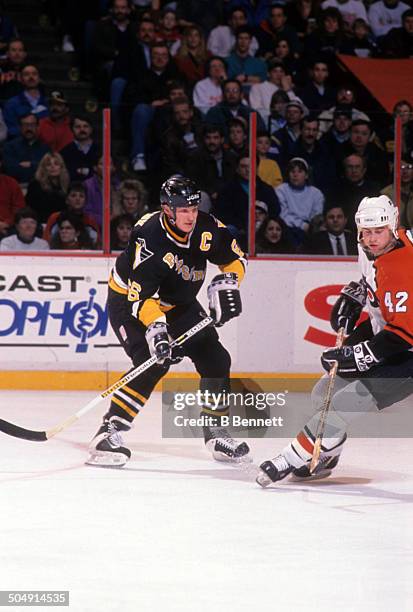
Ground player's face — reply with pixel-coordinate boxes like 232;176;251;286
173;206;199;233
361;227;393;255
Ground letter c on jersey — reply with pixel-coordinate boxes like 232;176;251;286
200;232;212;252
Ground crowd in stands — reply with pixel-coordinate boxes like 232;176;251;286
0;0;412;255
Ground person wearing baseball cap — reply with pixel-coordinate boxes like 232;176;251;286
38;90;73;152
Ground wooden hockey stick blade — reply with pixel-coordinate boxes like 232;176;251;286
0;316;213;443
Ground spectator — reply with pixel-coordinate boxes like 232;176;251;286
0;38;27;103
3;65;48;137
92;0;135;99
256;3;302;58
249;58;298;123
193;56;226;115
38;91;74;153
175;0;222;35
227;117;249;157
325;153;380;227
125;42;181;171
207;6;259;58
156;9;182;55
25;152;69;223
340;18;379;57
268;89;289;135
174;26;211;86
256;215;296;253
49;211;94;250
205;79;265;138
256;131;283;188
286;0;319;40
186;124;238;204
303;7;347;64
368;0;410;40
43;181;100;246
272;37;301;78
83;156;120;228
226;26;267;86
301;205;357;254
338;119;390;187
381;100;413;161
161;98;203;178
0;208;49;251
2;113;50;184
255;200;269;231
128;18;157;76
382;8;413;57
298;60;336;116
317;83;371;136
291;115;337;191
110;213;134;250
214;155;280;250
114;179;148;221
275;157;324;245
381;159;413;228
0;150;25;238
320;105;352;159
271;99;306;168
225;0;272;29
60;114;99;182
321;0;368;32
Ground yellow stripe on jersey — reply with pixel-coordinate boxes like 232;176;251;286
123;385;148;405
112;395;139;418
139;298;165;326
163;215;189;244
201;407;230;416
108;272;128;295
219;259;245;284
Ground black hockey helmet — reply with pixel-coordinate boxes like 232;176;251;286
160;175;201;210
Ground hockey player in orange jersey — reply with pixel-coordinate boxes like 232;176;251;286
257;195;413;486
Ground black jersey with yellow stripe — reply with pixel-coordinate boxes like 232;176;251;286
108;210;247;326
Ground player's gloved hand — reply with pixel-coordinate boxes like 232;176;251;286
145;322;171;364
321;341;380;375
331;280;367;334
170;344;184;365
207;272;242;327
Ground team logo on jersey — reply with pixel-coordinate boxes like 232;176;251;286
365;281;379;307
132;238;154;269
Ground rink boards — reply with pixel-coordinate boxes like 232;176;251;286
0;255;358;388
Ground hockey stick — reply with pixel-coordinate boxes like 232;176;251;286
0;316;213;443
309;327;345;474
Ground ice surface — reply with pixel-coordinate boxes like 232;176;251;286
0;391;412;612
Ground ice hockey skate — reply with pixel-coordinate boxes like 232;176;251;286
204;427;252;463
86;416;132;467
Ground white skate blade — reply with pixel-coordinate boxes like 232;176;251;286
85;450;129;468
255;471;273;488
289;469;332;482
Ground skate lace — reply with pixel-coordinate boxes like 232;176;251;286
273;455;290;472
107;422;123;447
214;428;237;450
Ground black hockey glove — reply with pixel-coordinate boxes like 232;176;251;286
145;322;171;364
321;341;381;375
207;272;242;327
331;280;367;334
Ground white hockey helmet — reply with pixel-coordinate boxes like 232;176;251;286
355;195;399;242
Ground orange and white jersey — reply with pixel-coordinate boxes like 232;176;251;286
359;229;413;347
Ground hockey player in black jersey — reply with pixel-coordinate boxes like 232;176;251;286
87;175;250;466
